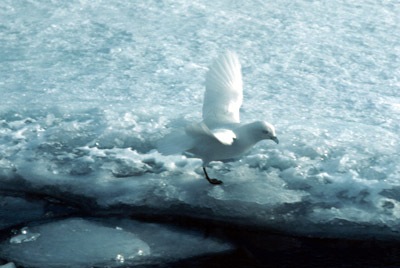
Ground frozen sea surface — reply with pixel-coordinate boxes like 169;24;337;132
0;218;231;268
1;0;400;267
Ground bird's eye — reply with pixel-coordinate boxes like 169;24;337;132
262;130;269;134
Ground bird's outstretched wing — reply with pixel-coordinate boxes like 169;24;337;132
202;51;243;126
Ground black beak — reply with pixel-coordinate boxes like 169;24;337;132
271;136;279;144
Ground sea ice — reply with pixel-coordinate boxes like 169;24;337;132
1;218;150;268
0;0;400;251
0;263;16;268
0;218;232;268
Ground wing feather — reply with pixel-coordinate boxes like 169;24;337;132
185;122;236;146
202;51;243;126
212;128;236;145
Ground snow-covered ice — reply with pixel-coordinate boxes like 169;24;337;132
1;0;400;266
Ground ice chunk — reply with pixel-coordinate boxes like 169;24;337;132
9;227;40;244
0;218;150;268
0;218;232;268
207;165;304;205
115;219;232;261
0;263;16;268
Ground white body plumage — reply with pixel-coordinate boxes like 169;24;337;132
158;52;278;183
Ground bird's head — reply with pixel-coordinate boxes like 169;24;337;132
252;121;279;144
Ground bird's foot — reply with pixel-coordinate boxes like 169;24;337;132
207;178;223;185
203;167;223;185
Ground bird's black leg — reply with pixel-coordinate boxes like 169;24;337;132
203;167;223;185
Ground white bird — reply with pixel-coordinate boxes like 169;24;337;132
159;51;278;184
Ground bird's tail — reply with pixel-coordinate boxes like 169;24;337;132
157;130;194;155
